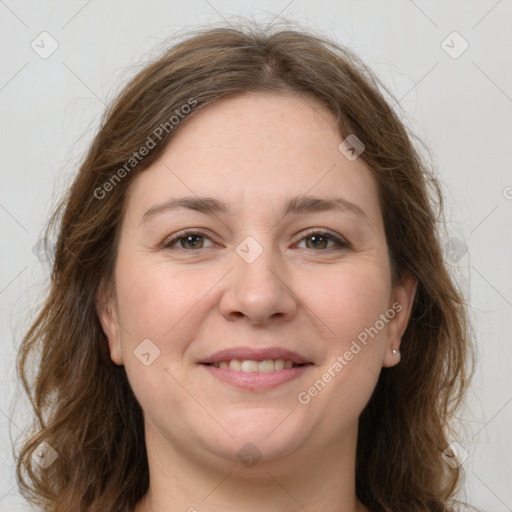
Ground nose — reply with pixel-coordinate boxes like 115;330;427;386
219;240;298;326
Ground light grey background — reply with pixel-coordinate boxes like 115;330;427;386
1;1;511;510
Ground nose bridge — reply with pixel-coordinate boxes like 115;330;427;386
236;238;280;290
219;233;297;324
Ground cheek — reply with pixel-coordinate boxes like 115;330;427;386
113;258;213;426
293;261;391;423
115;256;210;340
115;249;392;371
113;245;392;434
113;256;223;402
303;259;392;346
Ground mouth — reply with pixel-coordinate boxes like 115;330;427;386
201;359;309;372
198;347;314;391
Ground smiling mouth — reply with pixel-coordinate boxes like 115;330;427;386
200;359;313;391
202;359;311;372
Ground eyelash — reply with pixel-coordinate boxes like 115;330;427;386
161;229;350;251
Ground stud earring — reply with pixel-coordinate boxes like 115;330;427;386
392;349;401;361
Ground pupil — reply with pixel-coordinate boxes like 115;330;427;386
185;235;202;248
309;235;326;249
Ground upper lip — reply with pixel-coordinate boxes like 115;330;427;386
199;346;311;365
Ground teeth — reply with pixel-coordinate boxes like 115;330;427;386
241;360;258;372
212;359;297;372
257;360;275;373
229;360;242;371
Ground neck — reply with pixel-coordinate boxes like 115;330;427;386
135;420;368;512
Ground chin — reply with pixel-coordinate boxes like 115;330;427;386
194;408;312;466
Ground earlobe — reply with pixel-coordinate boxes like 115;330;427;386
96;281;124;366
382;273;417;368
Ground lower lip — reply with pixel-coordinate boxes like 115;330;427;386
200;364;313;391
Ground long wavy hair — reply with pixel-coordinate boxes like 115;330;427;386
16;21;473;512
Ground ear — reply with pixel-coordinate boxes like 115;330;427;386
382;273;417;368
96;279;124;365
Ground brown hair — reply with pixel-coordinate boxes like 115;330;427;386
16;20;473;512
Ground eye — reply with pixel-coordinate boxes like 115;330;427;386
296;230;350;250
162;230;215;250
161;229;350;251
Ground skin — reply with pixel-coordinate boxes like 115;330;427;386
98;92;417;512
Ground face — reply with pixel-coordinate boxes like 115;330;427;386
99;92;416;471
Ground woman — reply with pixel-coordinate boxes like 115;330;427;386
16;22;472;512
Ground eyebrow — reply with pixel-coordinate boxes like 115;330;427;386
141;195;369;224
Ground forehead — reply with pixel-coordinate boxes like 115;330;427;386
164;92;343;173
125;92;381;225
